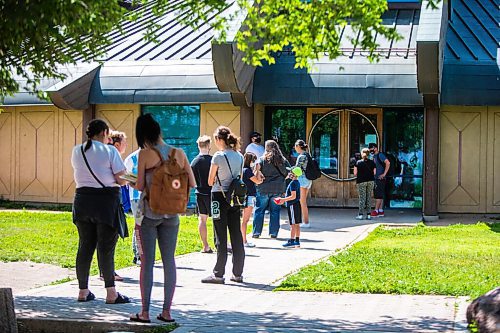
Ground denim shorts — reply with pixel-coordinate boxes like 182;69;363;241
298;175;312;189
245;195;257;208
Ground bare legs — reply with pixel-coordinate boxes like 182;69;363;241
299;187;310;224
241;206;254;244
198;214;211;252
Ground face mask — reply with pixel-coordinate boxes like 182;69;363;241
254;137;261;144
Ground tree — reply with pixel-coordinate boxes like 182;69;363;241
0;0;439;100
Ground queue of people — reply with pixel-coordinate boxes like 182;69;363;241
72;116;388;322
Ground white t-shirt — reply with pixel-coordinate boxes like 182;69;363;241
245;143;265;158
124;149;141;200
71;140;126;188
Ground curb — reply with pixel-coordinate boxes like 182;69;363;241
17;317;177;333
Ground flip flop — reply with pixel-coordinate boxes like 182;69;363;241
157;314;176;323
106;292;130;304
200;249;213;254
130;313;151;323
77;291;95;302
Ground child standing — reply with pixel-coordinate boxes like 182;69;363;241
241;152;263;247
275;166;302;248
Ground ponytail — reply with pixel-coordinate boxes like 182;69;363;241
84;119;109;152
295;139;308;151
214;126;241;151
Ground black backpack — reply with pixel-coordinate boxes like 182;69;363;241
304;153;322;180
217;154;247;207
376;152;402;177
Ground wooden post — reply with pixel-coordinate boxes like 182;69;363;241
81;105;95;141
423;95;439;221
0;288;18;333
240;105;254;152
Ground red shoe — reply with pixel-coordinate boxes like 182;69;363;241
377;211;385;217
370;210;379;217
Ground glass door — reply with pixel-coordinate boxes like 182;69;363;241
308;108;381;207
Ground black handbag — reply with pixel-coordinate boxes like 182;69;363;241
81;145;129;238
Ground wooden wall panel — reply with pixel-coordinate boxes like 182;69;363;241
16;108;58;202
439;107;487;212
96;104;140;157
0;108;14;200
487;107;500;213
59;110;83;201
201;104;240;152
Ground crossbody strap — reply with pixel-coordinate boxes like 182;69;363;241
81;145;105;188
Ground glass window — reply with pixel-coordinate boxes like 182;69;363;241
310;112;339;176
383;109;424;208
349;113;378;176
142;105;201;207
267;107;306;164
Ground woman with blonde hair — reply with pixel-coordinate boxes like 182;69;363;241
202;126;245;284
252;140;290;238
353;148;376;220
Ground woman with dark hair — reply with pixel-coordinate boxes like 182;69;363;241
252;140;290;238
294;139;312;228
71;119;130;304
130;113;195;323
201;126;245;284
241;152;262;247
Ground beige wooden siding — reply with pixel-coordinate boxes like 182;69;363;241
0;106;82;204
0;109;14;200
487;106;500;213
200;104;240;152
438;106;496;213
96;104;141;157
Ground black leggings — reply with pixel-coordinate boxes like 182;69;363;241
75;221;118;289
211;192;245;278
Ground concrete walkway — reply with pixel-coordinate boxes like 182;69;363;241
14;209;469;332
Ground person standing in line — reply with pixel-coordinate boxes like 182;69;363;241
202;126;245;284
129;114;196;323
354;148;376;220
294;140;312;228
124;148;142;265
71;119;130;304
245;131;265;158
275;166;303;248
191;135;214;254
368;143;390;217
241;152;263;247
252;140;290;239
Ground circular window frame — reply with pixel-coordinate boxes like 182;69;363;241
307;109;380;182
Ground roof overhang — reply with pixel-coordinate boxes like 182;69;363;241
416;0;448;107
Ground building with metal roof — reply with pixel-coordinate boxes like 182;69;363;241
1;0;499;218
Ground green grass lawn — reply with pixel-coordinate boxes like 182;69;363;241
0;211;213;275
277;223;500;298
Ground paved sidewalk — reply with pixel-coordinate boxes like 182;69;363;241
14;209;469;332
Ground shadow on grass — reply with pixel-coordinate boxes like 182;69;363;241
15;295;455;332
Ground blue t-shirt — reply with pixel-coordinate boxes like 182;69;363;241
374;152;387;176
285;179;301;207
243;167;257;196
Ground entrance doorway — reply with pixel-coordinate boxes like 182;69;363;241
307;108;382;207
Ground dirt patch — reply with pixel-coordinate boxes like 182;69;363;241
0;261;75;295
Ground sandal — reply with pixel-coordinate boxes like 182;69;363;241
106;292;130;304
157;314;175;323
77;291;95;302
130;313;151;323
200;248;213;254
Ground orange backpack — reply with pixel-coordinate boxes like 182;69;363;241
147;147;189;215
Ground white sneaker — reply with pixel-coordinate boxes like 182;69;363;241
366;215;372;220
301;223;311;228
355;215;364;220
244;242;255;248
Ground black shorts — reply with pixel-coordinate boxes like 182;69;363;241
287;203;302;225
374;179;386;199
196;193;211;216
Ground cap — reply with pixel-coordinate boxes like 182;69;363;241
286;166;303;177
368;143;378;149
249;131;262;139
